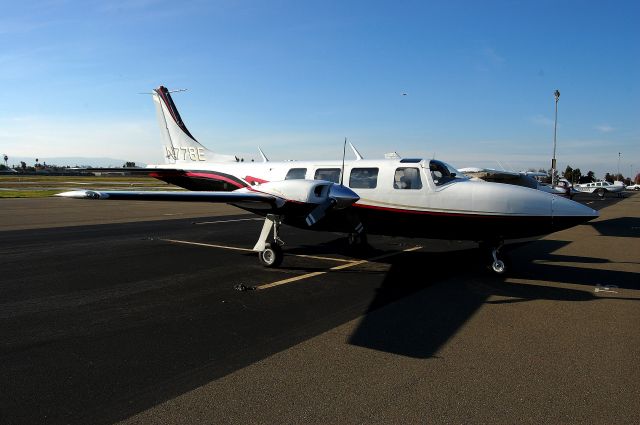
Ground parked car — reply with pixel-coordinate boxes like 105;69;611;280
626;183;640;191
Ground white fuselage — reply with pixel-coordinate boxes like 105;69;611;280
145;157;596;238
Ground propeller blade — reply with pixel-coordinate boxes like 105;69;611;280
305;198;335;226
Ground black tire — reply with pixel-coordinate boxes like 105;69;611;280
258;243;283;268
597;188;607;198
491;259;507;274
479;242;510;275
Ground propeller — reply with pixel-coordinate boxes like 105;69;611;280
304;183;360;227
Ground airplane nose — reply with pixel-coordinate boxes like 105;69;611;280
329;184;360;209
551;196;598;231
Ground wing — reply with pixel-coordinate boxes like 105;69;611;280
55;190;282;208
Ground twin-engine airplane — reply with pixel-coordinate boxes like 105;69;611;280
57;86;598;274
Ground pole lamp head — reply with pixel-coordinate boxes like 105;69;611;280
554;90;560;101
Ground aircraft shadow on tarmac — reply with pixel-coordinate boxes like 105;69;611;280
589;216;640;238
347;239;639;360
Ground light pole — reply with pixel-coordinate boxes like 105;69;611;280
551;90;560;186
617;152;621;181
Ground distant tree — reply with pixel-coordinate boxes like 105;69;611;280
20;161;27;171
586;171;595;182
0;164;6;170
635;173;640;184
124;161;136;168
571;168;582;183
604;173;614;183
563;165;573;181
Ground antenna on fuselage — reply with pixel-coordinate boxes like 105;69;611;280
340;137;347;186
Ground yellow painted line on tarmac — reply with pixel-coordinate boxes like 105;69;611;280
161;239;358;263
193;218;263;225
292;254;355;263
255;245;423;290
162;239;254;252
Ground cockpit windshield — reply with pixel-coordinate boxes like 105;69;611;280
429;160;466;186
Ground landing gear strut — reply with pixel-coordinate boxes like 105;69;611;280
479;240;508;275
347;232;368;246
253;214;284;267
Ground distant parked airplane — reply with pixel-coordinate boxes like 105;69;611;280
573;180;625;197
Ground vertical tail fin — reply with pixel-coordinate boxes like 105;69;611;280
152;86;238;164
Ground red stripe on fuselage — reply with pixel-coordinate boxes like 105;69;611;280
245;175;269;185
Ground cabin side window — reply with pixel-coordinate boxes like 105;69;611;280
349;168;378;189
393;167;422;189
314;168;341;183
285;168;307;180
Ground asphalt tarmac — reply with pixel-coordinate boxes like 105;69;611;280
0;193;638;424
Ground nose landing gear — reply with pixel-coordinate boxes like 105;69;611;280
479;240;509;275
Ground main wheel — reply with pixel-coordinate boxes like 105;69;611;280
258;243;283;267
597;188;607;198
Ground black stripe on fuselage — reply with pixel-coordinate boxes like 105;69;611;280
149;170;248;191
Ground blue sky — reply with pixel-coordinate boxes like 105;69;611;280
1;0;638;178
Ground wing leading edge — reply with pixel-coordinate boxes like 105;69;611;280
55;190;281;207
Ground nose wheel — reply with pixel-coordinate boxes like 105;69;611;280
480;240;508;275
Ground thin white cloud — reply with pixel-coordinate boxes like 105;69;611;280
595;124;614;133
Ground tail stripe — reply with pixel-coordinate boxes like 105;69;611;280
155;86;198;141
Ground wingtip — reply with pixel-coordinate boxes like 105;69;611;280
55;190;105;199
55;190;88;198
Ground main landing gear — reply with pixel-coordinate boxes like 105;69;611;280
479;240;509;275
253;214;284;268
252;214;367;267
258;243;283;267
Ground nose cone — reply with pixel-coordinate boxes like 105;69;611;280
329;184;360;209
551;196;599;232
